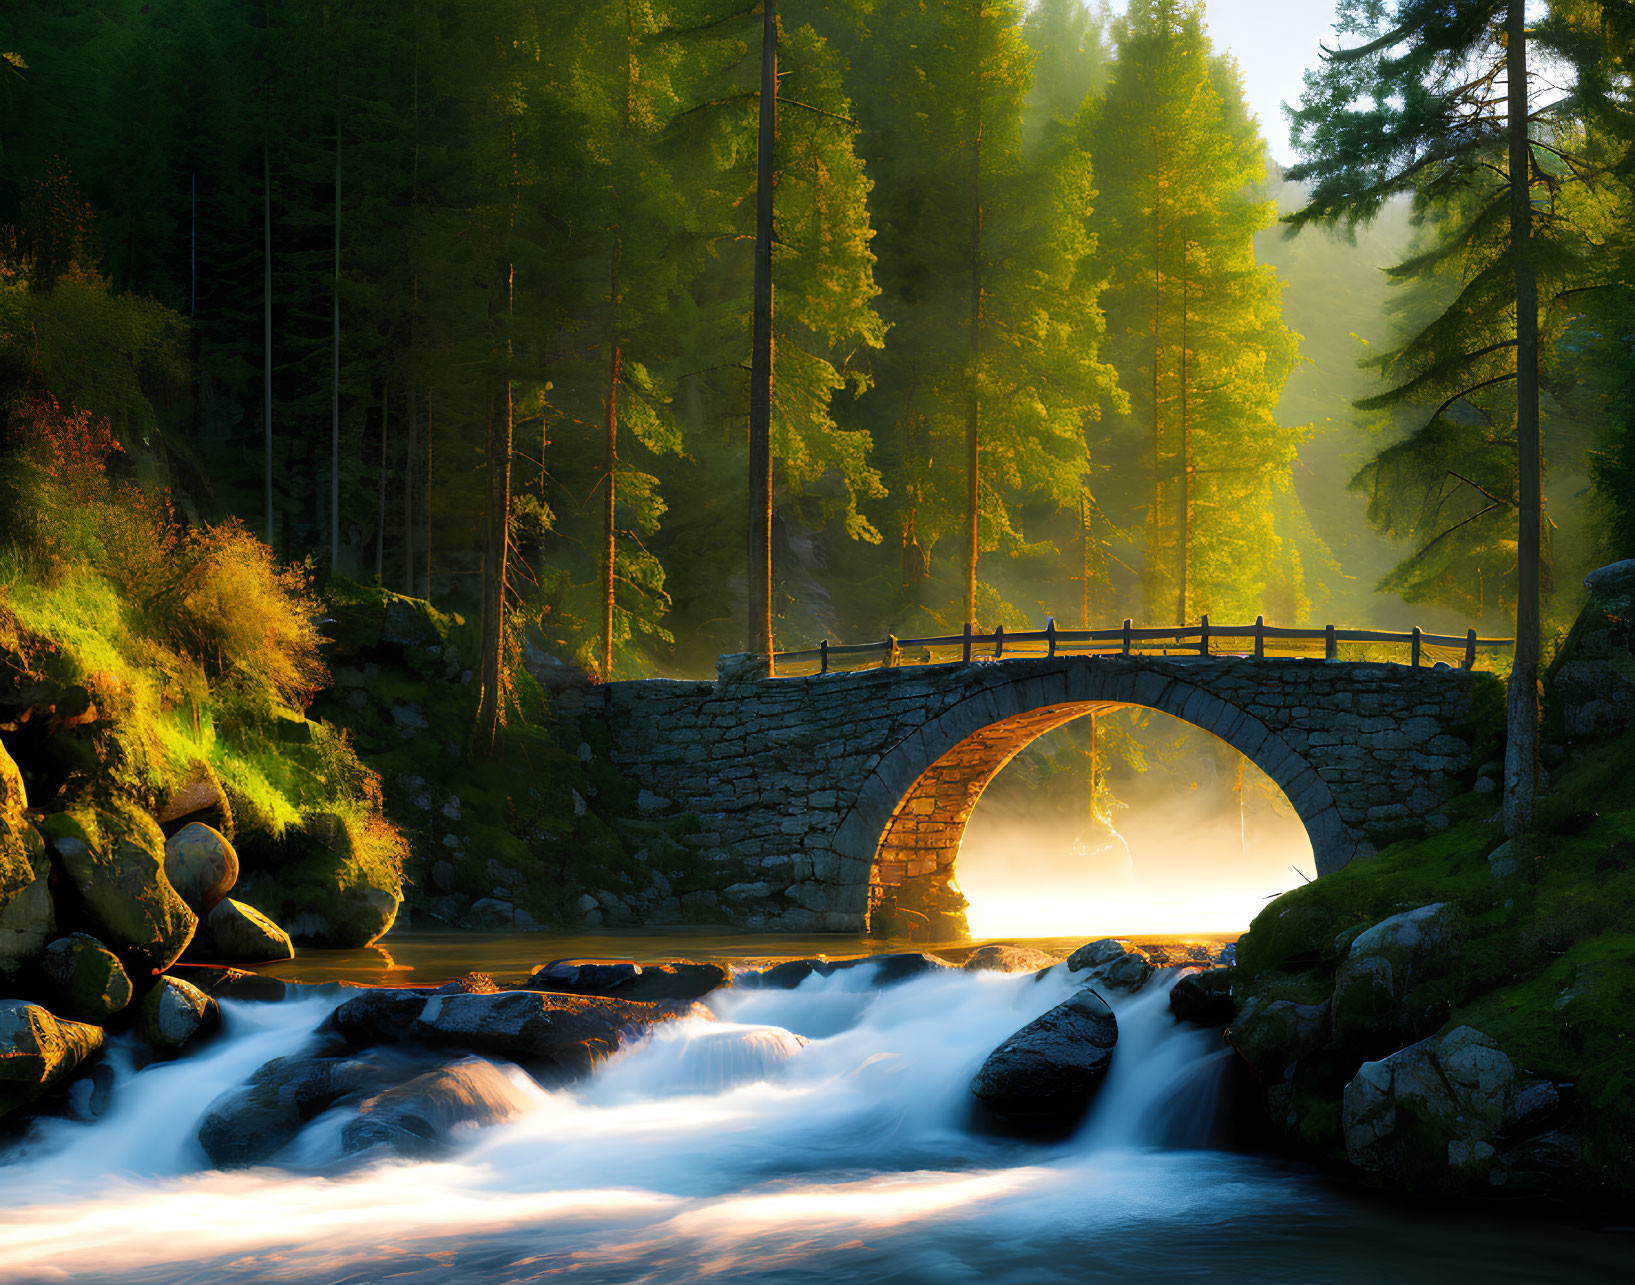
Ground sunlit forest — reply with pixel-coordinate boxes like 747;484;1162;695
2;0;1633;930
6;0;1627;677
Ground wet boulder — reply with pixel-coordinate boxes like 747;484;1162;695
1330;903;1463;1047
526;958;731;1002
411;990;670;1077
0;1000;104;1117
236;812;401;948
324;987;682;1081
136;975;219;1053
322;987;430;1044
198;1052;412;1166
1227;988;1331;1076
163;822;239;914
970;986;1119;1131
961;944;1063;974
1342;1026;1563;1191
1066;938;1154;992
738;952;951;990
1168;967;1236;1025
40;933;132;1022
0;813;54;979
199;897;294;964
340;1057;537;1157
39;800;196;977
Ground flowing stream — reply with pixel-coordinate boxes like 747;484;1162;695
1;953;1628;1283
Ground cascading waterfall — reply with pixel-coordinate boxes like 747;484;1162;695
0;962;1624;1284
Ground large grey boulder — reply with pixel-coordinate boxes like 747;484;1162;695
1550;560;1635;739
526;958;732;1002
3;737;53;980
200;898;294;963
324;987;686;1080
1330;903;1462;1046
0;1000;104;1117
0;811;54;979
962;944;1063;974
738;952;951;990
340;1057;536;1157
1066;938;1154;992
970;986;1119;1129
1168;968;1236;1025
38;801;196;977
163;823;239;914
1228;991;1331;1075
136;976;219;1052
237;812;401;948
1342;1025;1561;1187
40;933;132;1022
198;1053;409;1165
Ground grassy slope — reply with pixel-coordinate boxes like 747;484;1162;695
1236;727;1635;1193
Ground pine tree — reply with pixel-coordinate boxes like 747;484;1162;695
1285;0;1607;834
1091;0;1302;625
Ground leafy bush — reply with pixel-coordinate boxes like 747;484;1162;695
0;390;389;847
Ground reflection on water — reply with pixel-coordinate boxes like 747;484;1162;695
253;928;1238;987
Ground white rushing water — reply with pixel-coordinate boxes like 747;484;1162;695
0;963;1626;1284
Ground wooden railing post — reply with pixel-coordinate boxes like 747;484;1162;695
1254;615;1265;659
962;621;973;664
1199;614;1210;657
1046;617;1057;658
1122;619;1132;656
1411;626;1422;668
820;639;829;674
994;624;1005;658
1325;624;1337;661
887;635;900;668
1464;628;1477;670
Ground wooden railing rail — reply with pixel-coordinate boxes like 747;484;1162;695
772;618;1513;676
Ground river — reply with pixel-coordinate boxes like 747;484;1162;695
1;933;1628;1283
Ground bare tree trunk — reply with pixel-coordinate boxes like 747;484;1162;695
375;383;388;580
1149;125;1165;622
1175;246;1189;624
474;391;512;757
963;5;984;630
1080;492;1091;629
405;380;416;595
263;138;274;549
424;386;433;602
331;93;342;571
747;0;777;673
601;239;622;682
1503;0;1540;837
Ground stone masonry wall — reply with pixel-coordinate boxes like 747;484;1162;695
553;653;1488;934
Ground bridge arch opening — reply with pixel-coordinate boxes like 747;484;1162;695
865;701;1317;938
825;662;1356;939
952;710;1315;939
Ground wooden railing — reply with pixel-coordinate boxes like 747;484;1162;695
768;615;1514;677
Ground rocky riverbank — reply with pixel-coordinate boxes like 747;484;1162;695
1218;562;1635;1206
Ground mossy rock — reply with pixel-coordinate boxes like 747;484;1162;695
0;999;103;1118
200;897;294;963
40;933;132;1022
38;799;196;978
1;737;25;819
0;814;54;978
239;811;401;948
163;822;239;914
137;975;219;1052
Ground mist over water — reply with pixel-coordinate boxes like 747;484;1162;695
958;716;1318;938
2;964;1626;1284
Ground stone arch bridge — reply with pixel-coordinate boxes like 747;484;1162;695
556;652;1494;936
